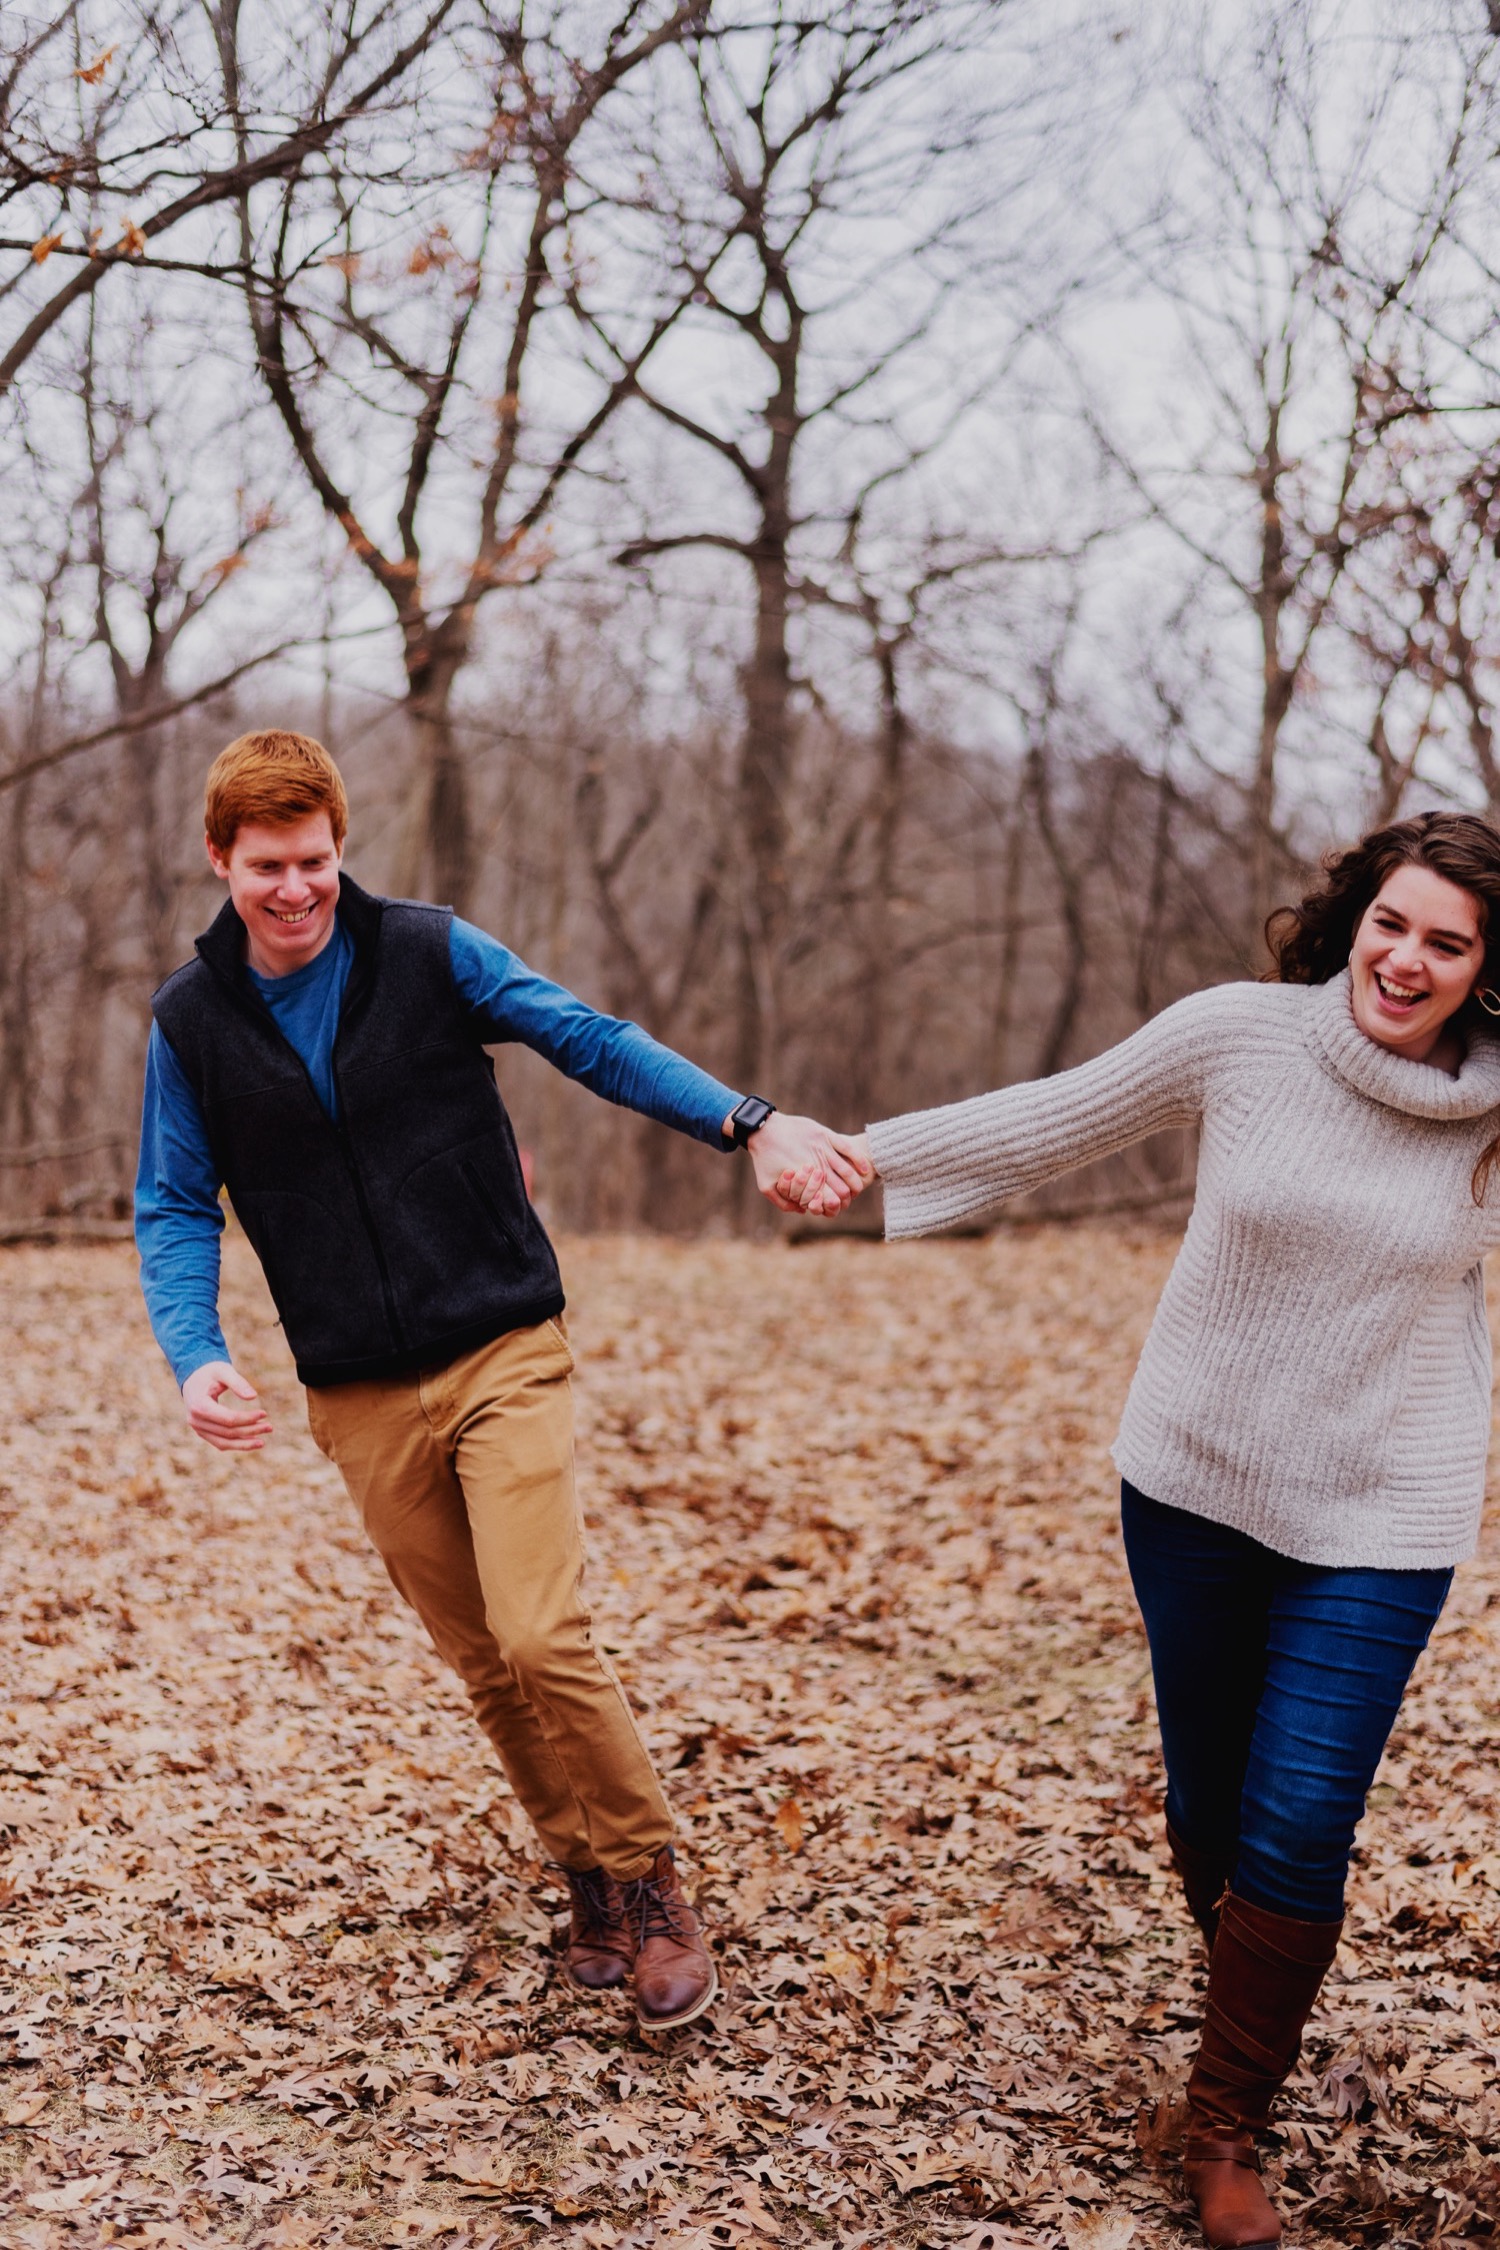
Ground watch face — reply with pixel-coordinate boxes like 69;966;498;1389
735;1097;774;1138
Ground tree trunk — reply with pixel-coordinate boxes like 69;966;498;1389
115;659;178;989
127;729;179;987
394;628;475;912
538;732;577;1222
0;778;37;1156
1249;402;1295;959
985;790;1026;1088
1134;761;1173;1021
426;715;475;914
1029;740;1088;1078
854;633;906;1120
734;541;793;1096
57;840;122;1155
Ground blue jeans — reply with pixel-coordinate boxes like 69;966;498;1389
1120;1482;1451;1921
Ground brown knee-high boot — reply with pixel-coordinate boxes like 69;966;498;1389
1182;1893;1342;2249
1166;1816;1230;1953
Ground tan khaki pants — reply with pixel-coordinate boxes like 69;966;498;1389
305;1318;673;1880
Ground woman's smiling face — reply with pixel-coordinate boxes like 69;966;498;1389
1348;861;1486;1064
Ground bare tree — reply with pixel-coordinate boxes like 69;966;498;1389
612;0;1005;1097
71;299;284;981
1341;425;1500;821
226;0;709;910
1076;0;1500;949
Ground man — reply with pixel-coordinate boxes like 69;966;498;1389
136;728;868;2030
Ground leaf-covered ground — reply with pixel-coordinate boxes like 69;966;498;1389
1;1229;1497;2250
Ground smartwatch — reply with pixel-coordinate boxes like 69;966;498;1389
727;1094;777;1149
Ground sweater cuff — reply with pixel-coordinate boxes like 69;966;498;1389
867;1107;988;1185
867;1111;1006;1240
172;1339;232;1391
866;1112;932;1181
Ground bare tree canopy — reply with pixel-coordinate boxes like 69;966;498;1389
229;0;712;907
4;0;1500;1234
0;1;465;391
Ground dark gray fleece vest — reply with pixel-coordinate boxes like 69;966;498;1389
150;875;563;1385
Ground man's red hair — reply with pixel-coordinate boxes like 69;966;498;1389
204;729;349;852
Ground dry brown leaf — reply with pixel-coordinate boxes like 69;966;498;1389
883;2145;965;2192
28;2172;119;2211
773;1795;805;1853
1065;2211;1139;2249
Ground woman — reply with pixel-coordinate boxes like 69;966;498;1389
827;813;1500;2249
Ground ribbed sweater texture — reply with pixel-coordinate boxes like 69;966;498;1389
867;973;1500;1568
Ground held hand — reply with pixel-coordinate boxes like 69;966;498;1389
747;1116;874;1216
777;1129;877;1215
181;1360;273;1453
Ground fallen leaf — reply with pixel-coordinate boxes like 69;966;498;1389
29;2172;119;2211
883;2145;964;2192
1064;2212;1138;2250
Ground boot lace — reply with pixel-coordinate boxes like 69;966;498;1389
564;1865;618;1942
625;1864;690;1947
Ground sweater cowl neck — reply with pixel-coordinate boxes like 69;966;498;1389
1305;968;1500;1121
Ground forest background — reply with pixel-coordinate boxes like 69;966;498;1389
7;11;1500;2245
6;0;1500;1235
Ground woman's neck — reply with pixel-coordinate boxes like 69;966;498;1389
1362;1019;1467;1077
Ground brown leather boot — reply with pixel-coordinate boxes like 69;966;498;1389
1166;1815;1230;1954
558;1865;633;1992
1182;1892;1343;2249
620;1845;718;2029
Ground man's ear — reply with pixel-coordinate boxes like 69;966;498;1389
206;832;231;881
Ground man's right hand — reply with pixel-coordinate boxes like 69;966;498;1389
181;1361;273;1452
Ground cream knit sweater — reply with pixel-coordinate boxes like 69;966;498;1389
867;972;1500;1567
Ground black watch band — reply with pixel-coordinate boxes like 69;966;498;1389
728;1094;777;1149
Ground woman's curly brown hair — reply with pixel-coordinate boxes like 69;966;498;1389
1266;809;1500;1200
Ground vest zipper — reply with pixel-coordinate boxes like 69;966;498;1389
235;981;411;1350
330;1054;407;1354
207;909;410;1360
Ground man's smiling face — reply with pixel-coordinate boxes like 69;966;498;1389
206;811;344;978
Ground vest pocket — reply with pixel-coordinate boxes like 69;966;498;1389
461;1158;522;1258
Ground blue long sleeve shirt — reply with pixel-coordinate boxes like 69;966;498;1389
135;914;740;1386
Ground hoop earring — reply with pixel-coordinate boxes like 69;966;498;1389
1477;987;1500;1018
